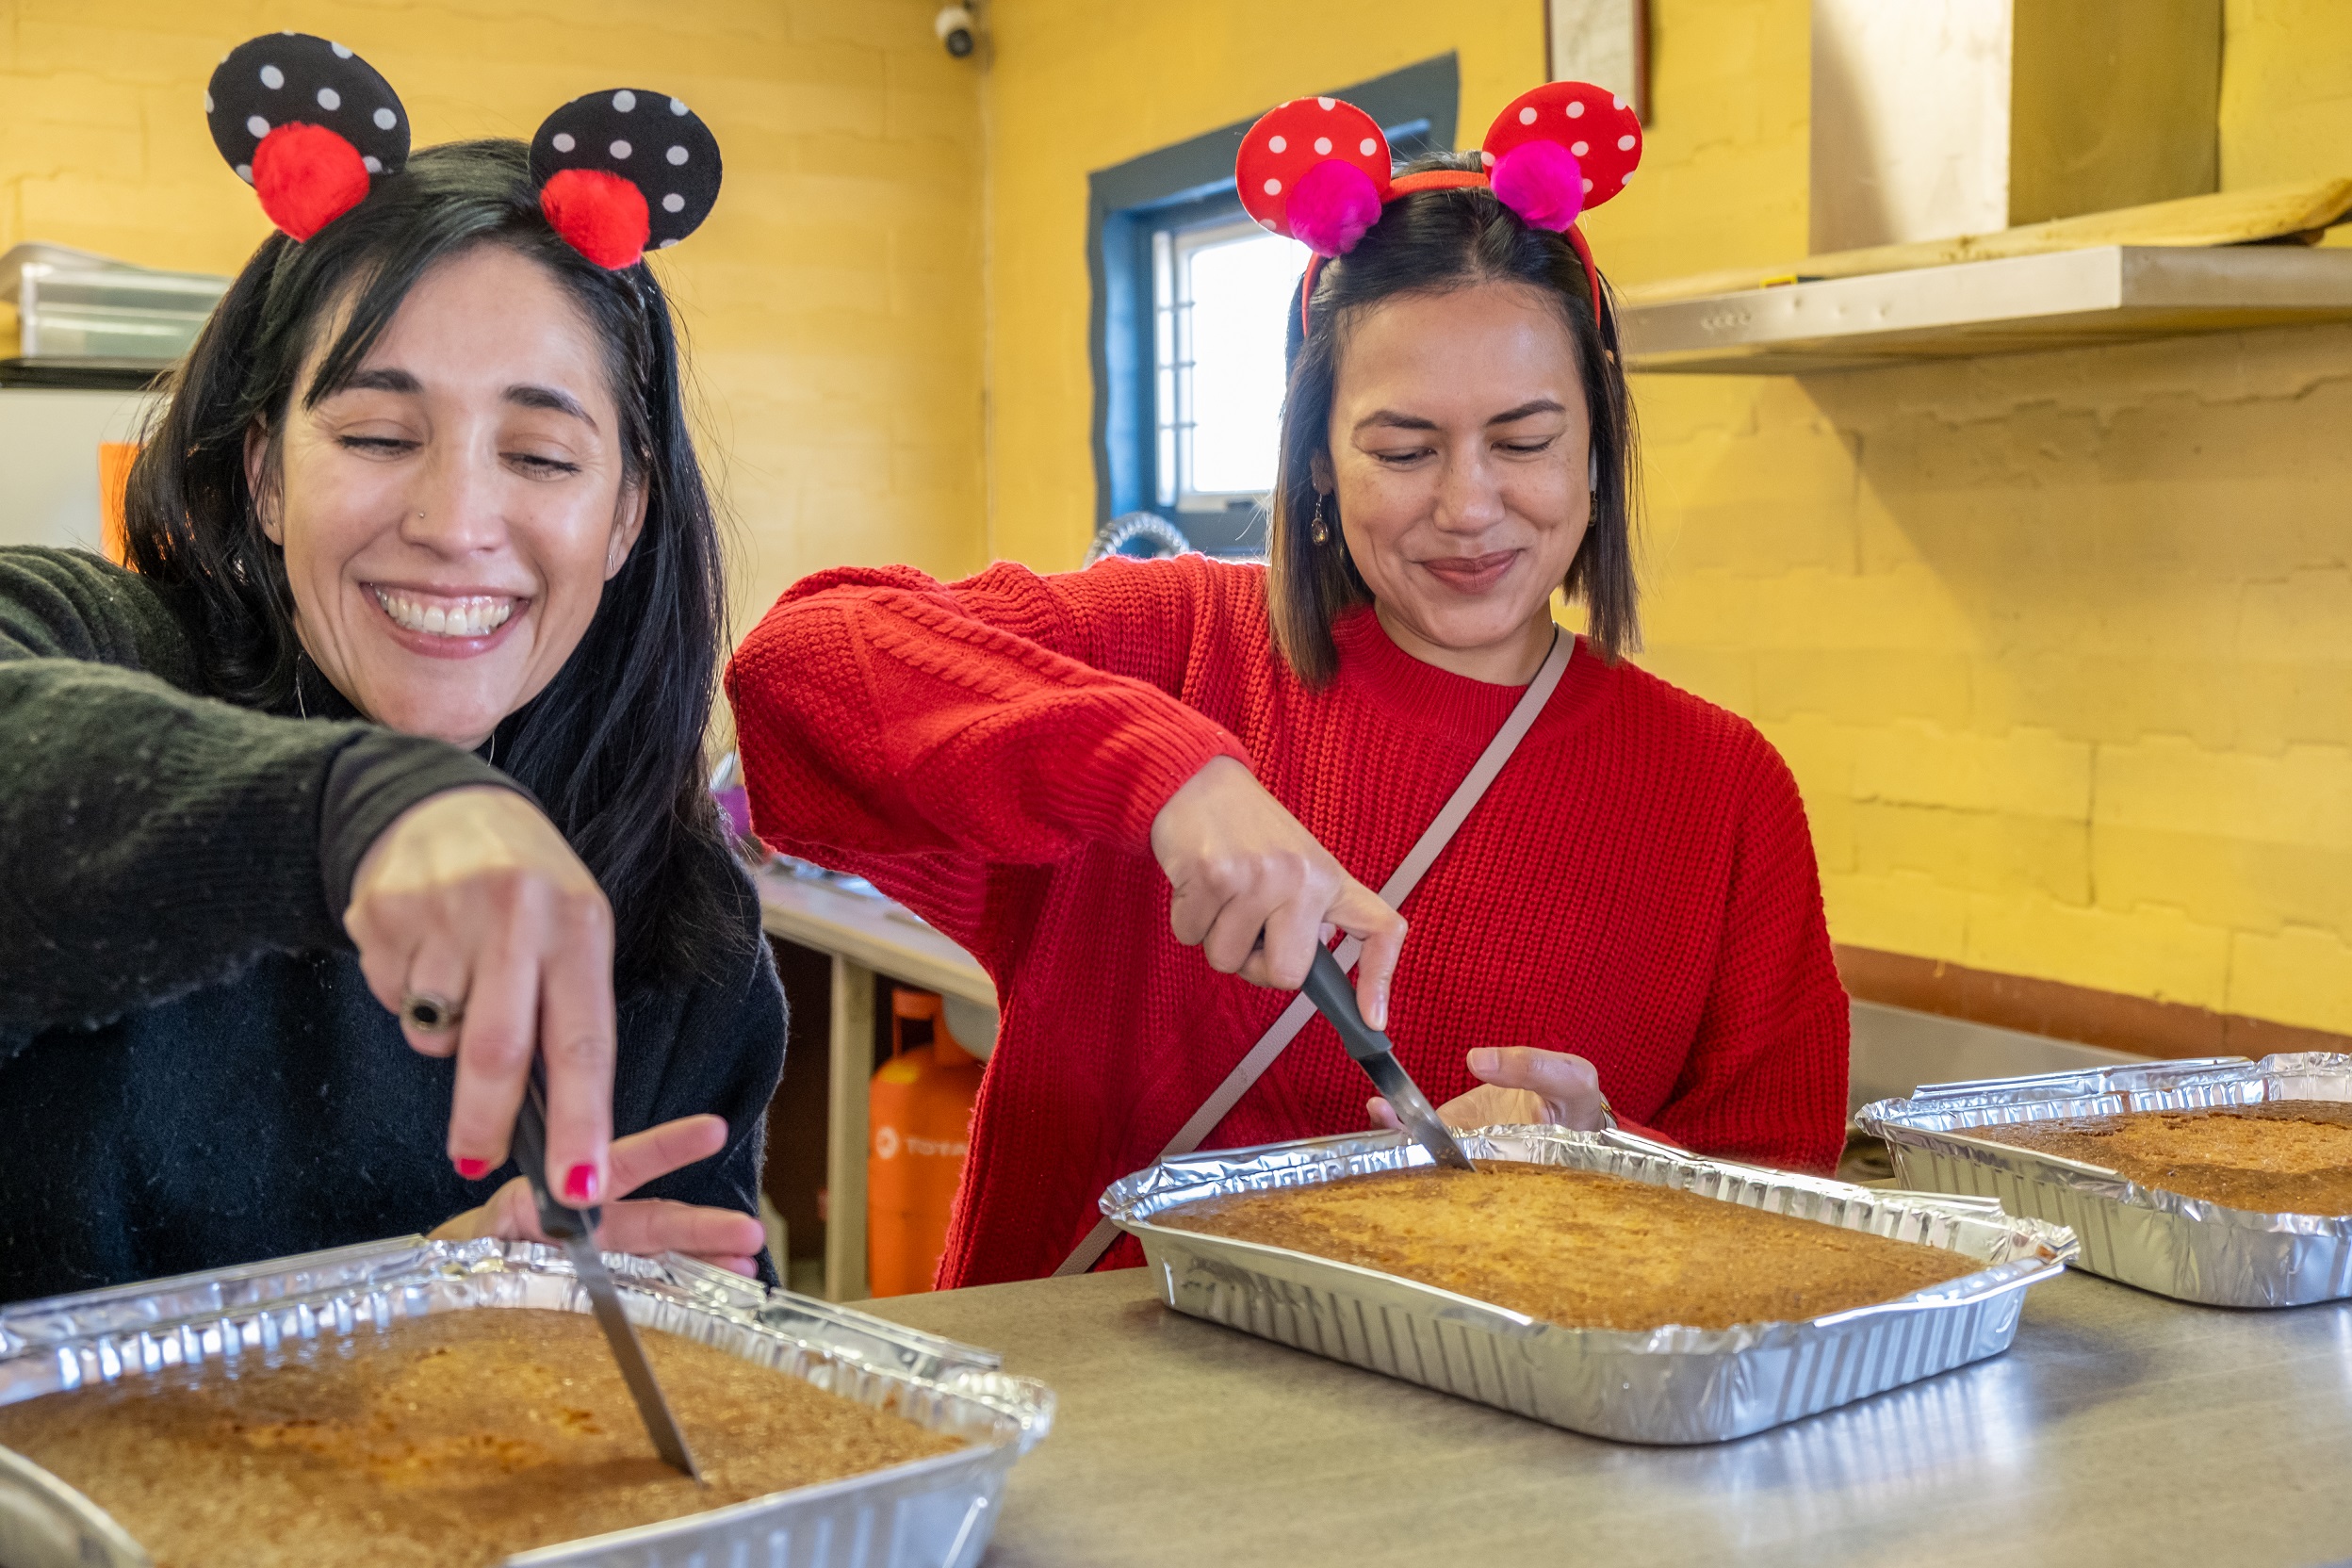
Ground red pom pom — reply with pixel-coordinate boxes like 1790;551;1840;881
540;168;650;270
253;122;371;242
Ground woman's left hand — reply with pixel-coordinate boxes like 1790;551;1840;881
1367;1046;1610;1133
431;1114;766;1276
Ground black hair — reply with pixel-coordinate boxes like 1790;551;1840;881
1267;151;1641;686
124;139;739;985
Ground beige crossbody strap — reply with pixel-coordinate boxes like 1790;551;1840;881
1053;629;1574;1277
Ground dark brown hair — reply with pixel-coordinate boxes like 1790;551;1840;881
1266;151;1641;686
123;139;741;985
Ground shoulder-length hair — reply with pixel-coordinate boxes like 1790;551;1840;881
124;139;738;985
1266;151;1641;686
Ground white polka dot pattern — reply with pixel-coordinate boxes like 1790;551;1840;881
530;85;726;262
205;31;411;237
1478;79;1642;214
1233;93;1393;249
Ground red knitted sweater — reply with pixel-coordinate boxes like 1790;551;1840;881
727;555;1848;1288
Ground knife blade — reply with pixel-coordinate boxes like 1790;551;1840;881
1299;945;1478;1173
511;1070;702;1480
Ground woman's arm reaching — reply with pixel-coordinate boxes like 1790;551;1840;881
0;548;513;1043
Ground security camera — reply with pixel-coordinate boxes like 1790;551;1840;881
935;5;976;58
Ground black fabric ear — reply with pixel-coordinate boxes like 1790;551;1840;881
530;90;724;251
206;33;409;186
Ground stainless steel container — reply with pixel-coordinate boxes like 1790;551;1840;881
1102;1127;2076;1445
0;243;227;365
0;1236;1054;1568
1858;1052;2352;1308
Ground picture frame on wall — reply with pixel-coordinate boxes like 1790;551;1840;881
1547;0;1650;122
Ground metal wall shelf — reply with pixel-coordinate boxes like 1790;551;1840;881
1619;245;2352;374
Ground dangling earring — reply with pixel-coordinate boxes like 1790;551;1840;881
1309;490;1331;546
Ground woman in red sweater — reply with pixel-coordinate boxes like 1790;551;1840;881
728;90;1848;1288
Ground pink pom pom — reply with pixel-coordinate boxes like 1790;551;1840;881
1287;158;1383;256
1490;139;1585;232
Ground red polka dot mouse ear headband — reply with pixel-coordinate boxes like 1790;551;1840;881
204;33;723;269
1235;83;1642;335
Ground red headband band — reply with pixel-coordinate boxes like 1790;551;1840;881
1237;83;1642;335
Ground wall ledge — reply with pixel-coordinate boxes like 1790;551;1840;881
1833;944;2350;1062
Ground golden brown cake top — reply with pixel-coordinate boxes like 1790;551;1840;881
1966;1099;2352;1214
0;1307;964;1568
1154;1162;1979;1331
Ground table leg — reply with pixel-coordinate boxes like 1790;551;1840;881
824;954;874;1302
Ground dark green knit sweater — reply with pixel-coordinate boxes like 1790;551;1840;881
0;547;785;1303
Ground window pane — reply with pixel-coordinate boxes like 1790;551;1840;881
1181;229;1307;497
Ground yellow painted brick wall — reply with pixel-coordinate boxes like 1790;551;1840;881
0;0;988;632
1624;0;2352;1035
978;0;2352;1037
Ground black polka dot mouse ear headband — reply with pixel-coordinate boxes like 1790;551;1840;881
1235;82;1642;335
204;33;723;269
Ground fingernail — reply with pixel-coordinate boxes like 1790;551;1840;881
454;1157;490;1181
1469;1048;1499;1076
563;1163;600;1205
1366;990;1387;1031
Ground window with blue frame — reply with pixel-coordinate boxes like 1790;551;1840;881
1087;56;1459;559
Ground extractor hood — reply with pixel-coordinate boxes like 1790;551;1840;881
1619;243;2352;375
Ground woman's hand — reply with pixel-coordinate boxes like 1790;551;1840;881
346;785;616;1201
1151;756;1407;1028
432;1115;765;1276
1368;1046;1610;1133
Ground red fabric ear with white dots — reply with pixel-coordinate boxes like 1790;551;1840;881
1478;82;1642;233
206;34;409;242
531;90;724;270
1234;96;1394;257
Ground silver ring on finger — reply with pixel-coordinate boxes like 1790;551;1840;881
400;990;466;1033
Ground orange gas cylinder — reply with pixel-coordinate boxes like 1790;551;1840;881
867;988;984;1297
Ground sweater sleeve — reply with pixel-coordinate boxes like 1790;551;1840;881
725;557;1250;874
0;547;514;1044
627;873;789;1284
1646;738;1851;1174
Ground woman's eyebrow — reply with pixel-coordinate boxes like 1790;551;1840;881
505;384;596;426
1353;398;1569;435
1487;398;1566;424
342;366;421;395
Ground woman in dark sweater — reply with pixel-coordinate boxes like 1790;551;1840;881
0;134;784;1303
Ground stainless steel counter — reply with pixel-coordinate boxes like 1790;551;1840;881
867;1267;2352;1567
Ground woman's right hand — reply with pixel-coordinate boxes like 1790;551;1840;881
344;786;617;1205
1150;755;1406;1028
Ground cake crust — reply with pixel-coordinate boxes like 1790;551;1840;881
0;1308;962;1568
1966;1099;2352;1215
1155;1162;1979;1331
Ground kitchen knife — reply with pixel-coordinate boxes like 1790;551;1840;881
1300;945;1478;1173
511;1070;702;1480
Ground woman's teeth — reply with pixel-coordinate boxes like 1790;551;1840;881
372;589;515;638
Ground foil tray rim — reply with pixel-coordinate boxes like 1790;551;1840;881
1102;1125;2077;1359
1856;1050;2352;1237
0;1236;1055;1568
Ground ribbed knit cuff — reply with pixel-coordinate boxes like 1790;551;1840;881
318;731;536;920
1077;711;1253;853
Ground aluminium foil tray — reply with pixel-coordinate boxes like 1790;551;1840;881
1102;1127;2076;1445
0;1236;1054;1568
1858;1052;2352;1307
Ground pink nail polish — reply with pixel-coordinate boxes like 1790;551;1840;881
563;1163;600;1205
454;1157;490;1180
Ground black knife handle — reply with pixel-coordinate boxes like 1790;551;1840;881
512;1063;601;1239
1302;946;1389;1064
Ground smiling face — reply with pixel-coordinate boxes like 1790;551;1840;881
253;243;645;748
1314;280;1590;685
